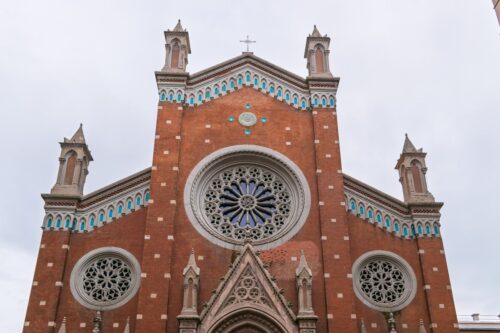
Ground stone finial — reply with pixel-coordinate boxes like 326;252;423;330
311;25;322;37
179;249;200;318
123;317;130;333
57;317;67;333
388;312;397;333
92;311;102;333
183;248;200;276
360;318;368;333
418;319;427;333
295;250;312;277
402;133;418;153
173;19;184;32
68;123;86;144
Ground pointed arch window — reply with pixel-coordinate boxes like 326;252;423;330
417;225;423;235
80;220;86;231
127;200;132;210
99;213;104;222
330;98;335;107
160;92;166;101
367;209;373;220
385;217;391;228
246;74;251;82
403;226;409;236
222;84;227;92
359;205;364;215
145;192;150;203
314;98;318;106
321;98;326;107
136;196;141;206
301;100;306;109
261;81;266;90
237;77;242;85
118;205;123;215
169;93;173;102
65;218;70;228
177;93;182;102
285;93;290;101
315;46;325;73
376;213;382;224
189;96;194;105
394;223;400;232
171;43;180;68
230;81;235;89
350;200;356;211
108;209;114;218
198;94;202;102
433;224;440;235
90;217;95;227
425;225;431;235
269;85;275;93
64;152;77;185
293;96;298;105
47;218;53;228
214;87;219;95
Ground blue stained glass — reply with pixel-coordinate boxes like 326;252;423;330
245;103;251;109
80;222;85;231
222;85;227;92
376;214;382;223
56;219;61;228
127;201;132;209
403;227;408;236
394;223;400;232
145;192;150;202
108;209;113;218
245;129;251;135
238;78;242;85
426;225;431;235
189;97;194;105
314;98;318;106
161;93;166;101
368;210;373;219
285;94;290;101
177;94;182;102
118;206;123;214
136;197;141;205
99;214;104;222
434;225;439;235
246;75;250;82
301;101;306;109
277;90;282;97
206;91;210;98
169;94;173;101
417;225;423;235
385;218;391;228
198;95;202;101
293;97;298;105
351;201;356;210
262;82;266;89
322;98;326;106
359;206;364;215
330;98;335;107
254;78;258;85
270;86;275;93
90;218;95;226
72;221;76;230
230;81;235;88
47;218;52;228
65;219;69;228
261;117;267;123
228;116;235;122
214;88;219;95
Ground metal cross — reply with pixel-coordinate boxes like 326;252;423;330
240;35;256;52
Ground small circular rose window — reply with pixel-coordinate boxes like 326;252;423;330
70;247;141;310
352;251;417;312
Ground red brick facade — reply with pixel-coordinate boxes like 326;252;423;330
23;24;462;333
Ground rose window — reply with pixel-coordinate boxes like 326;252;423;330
81;257;132;303
352;251;416;312
185;145;311;250
70;247;141;310
204;166;291;242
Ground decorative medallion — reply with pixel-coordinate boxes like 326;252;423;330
352;250;417;312
238;112;257;127
184;145;311;250
70;247;141;310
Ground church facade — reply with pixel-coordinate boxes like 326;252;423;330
23;22;465;333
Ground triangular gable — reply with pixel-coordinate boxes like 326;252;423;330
156;53;339;111
199;243;297;333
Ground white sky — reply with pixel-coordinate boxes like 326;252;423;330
1;0;499;331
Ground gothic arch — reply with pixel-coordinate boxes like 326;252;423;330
208;309;288;333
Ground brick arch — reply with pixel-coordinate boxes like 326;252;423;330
209;310;288;333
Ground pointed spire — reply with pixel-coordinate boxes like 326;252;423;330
122;317;130;333
311;25;322;37
360;319;368;333
70;123;86;144
296;250;312;276
418;319;427;333
173;19;183;32
402;133;417;153
57;317;67;333
183;248;200;275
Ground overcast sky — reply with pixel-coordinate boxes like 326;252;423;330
1;0;499;331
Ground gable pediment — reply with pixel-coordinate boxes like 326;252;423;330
199;244;297;333
156;53;339;110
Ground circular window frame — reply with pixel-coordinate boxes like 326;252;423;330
184;145;311;250
70;247;141;311
352;250;417;312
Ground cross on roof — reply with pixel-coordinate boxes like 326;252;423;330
240;35;256;52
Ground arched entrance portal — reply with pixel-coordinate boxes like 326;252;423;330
210;312;287;333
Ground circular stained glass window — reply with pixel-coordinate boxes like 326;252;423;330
352;251;417;312
184;145;310;250
70;247;141;310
